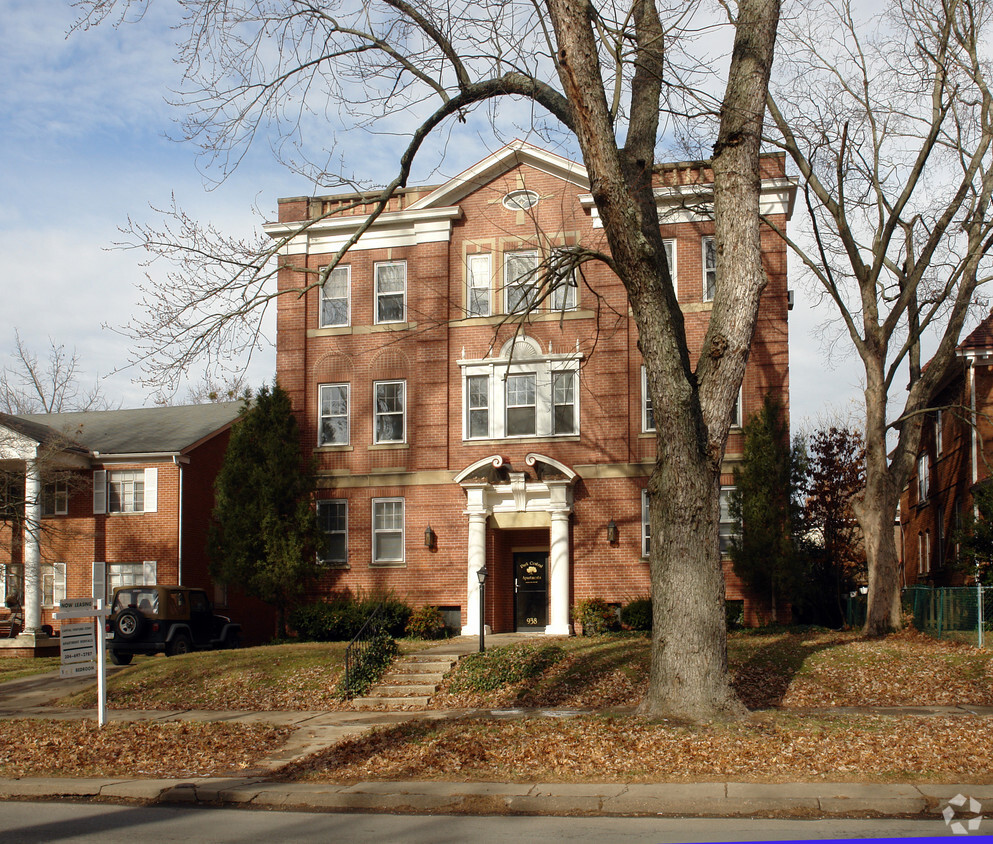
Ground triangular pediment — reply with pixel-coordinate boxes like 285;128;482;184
407;140;590;211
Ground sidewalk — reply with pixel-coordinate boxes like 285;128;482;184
1;640;992;818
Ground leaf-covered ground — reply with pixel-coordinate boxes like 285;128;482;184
0;720;289;778
278;713;993;785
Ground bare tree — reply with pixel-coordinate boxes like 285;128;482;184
74;0;780;720
766;0;993;634
0;331;110;415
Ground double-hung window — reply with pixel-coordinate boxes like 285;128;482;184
374;380;406;443
466;254;491;317
506;373;537;436
375;262;406;323
320;265;350;327
549;253;577;311
642;366;655;432
41;481;68;516
703;236;716;301
461;336;581;440
466;375;489;438
552;372;576;434
504;250;539;314
719;487;737;554
317;500;348;566
319;384;349;446
642;490;651;558
372;498;404;565
917;453;930;502
108;471;145;513
42;563;66;607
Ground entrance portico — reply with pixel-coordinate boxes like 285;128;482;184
455;453;577;636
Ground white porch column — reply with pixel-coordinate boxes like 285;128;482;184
22;457;43;635
462;512;489;636
546;509;571;635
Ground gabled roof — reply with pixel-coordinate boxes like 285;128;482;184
0;413;88;453
958;310;993;354
406;140;590;210
18;402;242;457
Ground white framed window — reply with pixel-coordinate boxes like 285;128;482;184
41;481;68;516
719;487;737;555
319;265;350;328
552;372;576;435
504;250;539;314
506;373;537;436
108;471;145;514
41;563;66;608
466;374;489;439
935;409;943;456
663;239;676;284
372;498;404;565
703;236;716;301
318;383;350;446
641;366;655;432
318;500;348;566
460;337;581;441
732;387;743;428
503;190;539;211
642;489;651;558
374;380;406;443
917;453;929;502
925;530;931;573
105;561;157;603
917;533;924;575
550;252;578;311
466;253;491;317
375;261;406;324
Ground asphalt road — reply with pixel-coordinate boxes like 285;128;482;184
0;802;959;843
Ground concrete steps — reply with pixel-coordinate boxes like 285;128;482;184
351;650;463;710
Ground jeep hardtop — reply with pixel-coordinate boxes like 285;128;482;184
105;585;241;664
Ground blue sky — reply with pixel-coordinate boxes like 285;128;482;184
0;0;866;427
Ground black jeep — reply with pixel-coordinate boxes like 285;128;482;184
105;585;241;665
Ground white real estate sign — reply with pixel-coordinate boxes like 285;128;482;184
54;598;109;725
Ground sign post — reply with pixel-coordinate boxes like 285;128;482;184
54;598;109;726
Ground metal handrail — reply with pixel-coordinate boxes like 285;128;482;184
343;601;386;698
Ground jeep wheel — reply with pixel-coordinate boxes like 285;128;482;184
109;650;133;665
167;633;192;656
114;609;144;641
226;633;241;650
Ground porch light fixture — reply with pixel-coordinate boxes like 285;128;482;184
424;525;437;551
606;519;619;545
476;566;488;653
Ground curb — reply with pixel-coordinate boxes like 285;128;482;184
2;777;992;818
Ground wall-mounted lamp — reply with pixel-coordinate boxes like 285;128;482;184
424;525;437;551
606;519;619;545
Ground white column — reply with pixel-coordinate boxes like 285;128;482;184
462;512;488;636
22;458;43;635
546;509;571;635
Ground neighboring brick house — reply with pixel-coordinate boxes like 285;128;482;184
265;140;795;633
901;312;993;586
0;403;272;652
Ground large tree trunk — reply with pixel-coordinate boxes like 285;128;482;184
856;370;907;635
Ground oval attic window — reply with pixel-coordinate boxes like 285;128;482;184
503;190;540;211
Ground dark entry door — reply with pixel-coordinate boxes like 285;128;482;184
514;552;548;631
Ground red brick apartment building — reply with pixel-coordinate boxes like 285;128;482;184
0;403;271;653
901;312;993;586
266;141;796;633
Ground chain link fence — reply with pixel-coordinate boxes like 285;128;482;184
847;586;991;647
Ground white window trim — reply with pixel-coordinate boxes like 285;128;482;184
663;238;676;286
732;386;743;428
936;409;943;456
373;380;407;444
917;453;929;502
466;253;492;317
641;489;650;558
372;497;405;566
319;264;351;328
104;469;157;515
318;383;350;446
466;373;490;439
318;499;348;566
459;339;582;441
641;366;654;433
42;481;69;517
504;249;540;314
719;486;737;556
702;236;716;302
42;562;66;608
374;261;407;324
